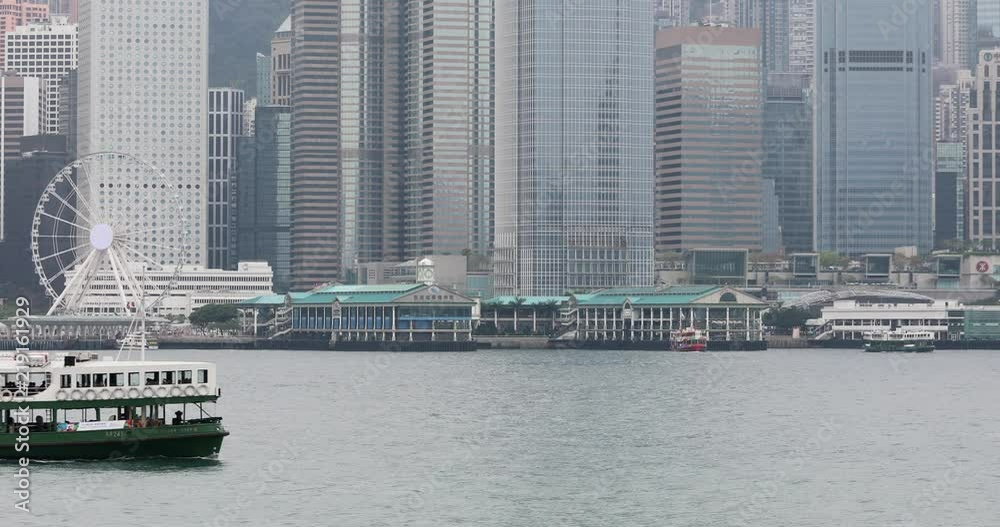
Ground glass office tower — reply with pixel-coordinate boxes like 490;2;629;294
494;0;654;295
815;0;933;254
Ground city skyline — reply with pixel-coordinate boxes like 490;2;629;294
4;0;1000;303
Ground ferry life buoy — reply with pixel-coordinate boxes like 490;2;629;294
55;390;69;401
156;386;168;398
183;386;197;396
70;389;83;401
197;385;209;396
142;387;155;398
169;386;182;397
84;389;97;401
99;389;112;400
0;389;12;400
112;388;126;399
128;387;141;399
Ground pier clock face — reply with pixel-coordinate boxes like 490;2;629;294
418;267;434;283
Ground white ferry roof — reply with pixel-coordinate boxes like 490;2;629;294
63;360;214;369
0;354;213;373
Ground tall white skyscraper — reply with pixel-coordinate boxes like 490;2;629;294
494;0;654;296
78;0;209;266
5;17;78;135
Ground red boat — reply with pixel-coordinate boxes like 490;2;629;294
671;328;707;352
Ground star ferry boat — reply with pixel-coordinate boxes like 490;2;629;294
0;352;228;460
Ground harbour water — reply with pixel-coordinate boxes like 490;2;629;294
10;348;1000;525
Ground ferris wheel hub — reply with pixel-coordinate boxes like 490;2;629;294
90;223;114;251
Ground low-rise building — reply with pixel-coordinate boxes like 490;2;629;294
809;299;1000;342
569;286;766;347
65;261;274;318
240;282;478;350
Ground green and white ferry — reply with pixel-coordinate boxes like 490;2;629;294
0;351;228;460
863;329;935;353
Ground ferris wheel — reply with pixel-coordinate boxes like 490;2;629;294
31;152;193;317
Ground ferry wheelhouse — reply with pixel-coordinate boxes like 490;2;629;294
0;352;228;459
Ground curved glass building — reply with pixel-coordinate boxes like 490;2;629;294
494;0;654;296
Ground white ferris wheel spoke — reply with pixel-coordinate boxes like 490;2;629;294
106;247;135;315
80;162;112;225
118;242;166;270
61;167;102;224
43;245;92;285
63;250;107;315
37;241;92;263
37;210;91;233
45;187;98;229
110;246;147;300
45;248;97;316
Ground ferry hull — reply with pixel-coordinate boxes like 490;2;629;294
864;341;935;353
0;423;228;460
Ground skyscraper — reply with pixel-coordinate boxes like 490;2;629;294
0;0;47;69
256;52;271;106
764;72;813;253
935;68;973;143
655;0;690;29
5;17;78;135
290;1;341;288
978;1;1000;56
271;16;291;108
208;87;245;270
47;0;76;22
759;0;790;73
57;67;75;157
967;49;1000;247
401;0;494;260
237;106;292;293
655;26;763;253
290;1;494;288
494;0;654;296
936;142;965;247
78;0;209;266
0;74;41;242
337;0;403;274
939;0;977;69
814;0;933;255
788;0;815;75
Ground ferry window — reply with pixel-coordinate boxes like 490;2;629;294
179;370;193;384
93;373;108;388
60;375;71;389
145;372;160;386
128;372;140;386
110;373;125;387
197;369;208;383
76;374;91;388
162;371;175;385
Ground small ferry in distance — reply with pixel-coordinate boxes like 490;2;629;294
863;329;935;353
117;331;159;351
0;351;229;460
671;328;707;352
